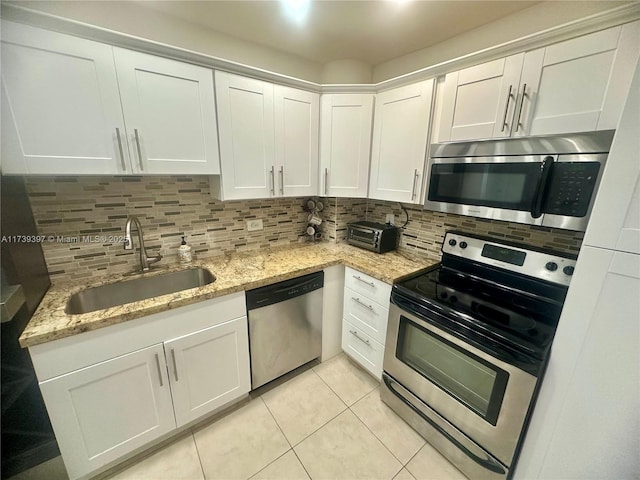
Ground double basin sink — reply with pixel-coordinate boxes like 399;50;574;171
66;267;216;314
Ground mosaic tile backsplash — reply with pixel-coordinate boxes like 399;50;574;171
25;176;312;281
323;197;584;258
24;176;583;281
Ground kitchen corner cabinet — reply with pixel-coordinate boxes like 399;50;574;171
213;71;319;200
1;20;220;175
437;21;640;142
30;293;249;479
320;94;374;198
368;80;434;203
341;267;391;379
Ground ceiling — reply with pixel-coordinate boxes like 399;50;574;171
136;1;540;66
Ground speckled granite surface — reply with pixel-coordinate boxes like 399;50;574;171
20;242;438;348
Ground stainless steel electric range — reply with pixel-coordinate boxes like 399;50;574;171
381;231;576;480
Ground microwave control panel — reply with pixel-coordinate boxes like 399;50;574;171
543;162;601;217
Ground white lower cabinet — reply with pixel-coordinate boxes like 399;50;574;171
39;344;176;479
31;292;250;479
166;318;250;427
341;267;392;379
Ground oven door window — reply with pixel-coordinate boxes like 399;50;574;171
397;315;508;426
428;162;542;211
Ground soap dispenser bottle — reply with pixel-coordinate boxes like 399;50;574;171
178;236;193;264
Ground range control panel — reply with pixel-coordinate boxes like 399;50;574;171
442;231;577;287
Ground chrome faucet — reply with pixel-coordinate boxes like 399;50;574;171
124;216;162;272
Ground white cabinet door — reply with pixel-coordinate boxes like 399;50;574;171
215;71;275;200
38;344;175;479
516;22;640;137
369;80;434;203
320;94;374;198
165;317;251;428
1;20;128;175
114;48;220;174
437;54;524;142
584;57;640;254
274;85;319;197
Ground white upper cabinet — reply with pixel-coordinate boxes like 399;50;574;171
368;80;434;203
437;21;640;142
274;85;319;197
214;71;319;200
320;94;374;198
113;48;220;174
1;21;220;176
438;54;524;142
215;71;275;199
1;21;129;175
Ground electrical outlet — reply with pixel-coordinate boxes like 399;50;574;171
386;214;395;224
246;219;263;231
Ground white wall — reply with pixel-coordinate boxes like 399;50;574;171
3;0;324;83
373;1;633;82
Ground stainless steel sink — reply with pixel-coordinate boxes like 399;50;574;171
65;267;216;314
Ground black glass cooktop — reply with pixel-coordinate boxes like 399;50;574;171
394;263;567;360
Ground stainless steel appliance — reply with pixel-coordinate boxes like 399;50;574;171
246;272;323;389
381;231;575;479
1;176;57;477
347;221;400;253
425;130;614;231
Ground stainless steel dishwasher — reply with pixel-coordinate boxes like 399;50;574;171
246;271;323;389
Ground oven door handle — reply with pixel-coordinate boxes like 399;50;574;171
383;374;507;475
530;156;554;219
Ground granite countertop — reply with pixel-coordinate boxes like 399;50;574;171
20;242;439;348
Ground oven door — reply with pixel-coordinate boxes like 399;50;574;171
425;155;548;225
383;303;537;467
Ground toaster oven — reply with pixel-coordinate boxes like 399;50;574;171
346;221;400;253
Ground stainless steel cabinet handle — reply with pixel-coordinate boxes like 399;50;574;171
270;166;275;195
171;349;178;382
324;168;328;195
353;275;375;287
115;128;126;171
501;85;514;132
515;84;527;133
411;169;419;200
350;330;371;346
279;166;284;195
134;129;144;171
154;353;163;387
352;297;374;311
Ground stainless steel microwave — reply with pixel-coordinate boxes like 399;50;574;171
424;130;615;231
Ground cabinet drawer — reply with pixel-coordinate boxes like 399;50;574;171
344;267;392;306
343;287;389;344
342;320;384;380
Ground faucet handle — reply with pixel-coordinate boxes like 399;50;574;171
147;249;163;264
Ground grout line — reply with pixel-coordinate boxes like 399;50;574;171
259;396;294;450
246;448;294;480
190;431;208;480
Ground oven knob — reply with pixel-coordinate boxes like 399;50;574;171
448;239;457;247
459;241;468;249
563;266;575;276
545;262;558;272
449;295;458;303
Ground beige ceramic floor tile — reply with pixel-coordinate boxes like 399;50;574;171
193;399;290;480
406;442;468;480
351;388;425;464
108;435;203;480
313;353;379;406
294;410;402;480
261;369;347;446
250;451;310;480
393;468;417;480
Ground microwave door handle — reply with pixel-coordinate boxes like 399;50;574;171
531;156;554;219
